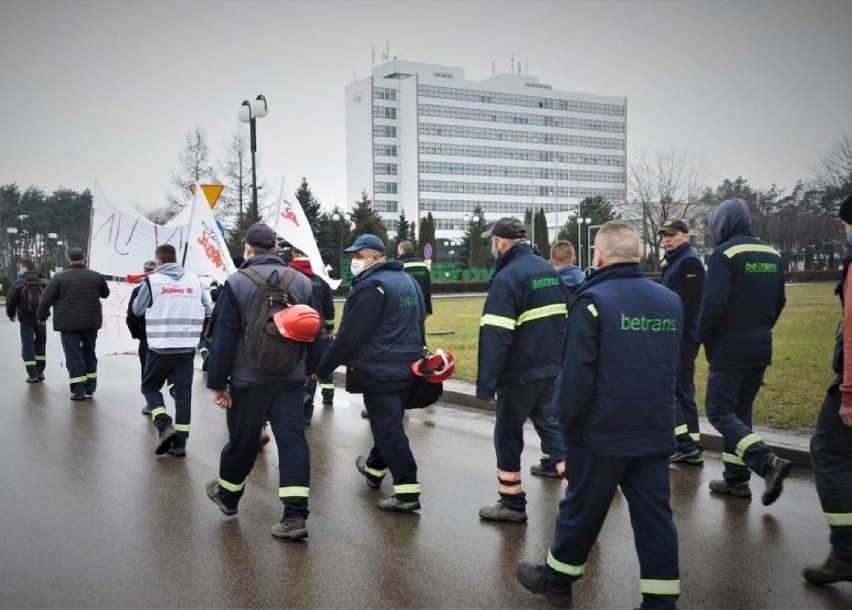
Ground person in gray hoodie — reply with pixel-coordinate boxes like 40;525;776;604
132;244;213;457
697;198;790;506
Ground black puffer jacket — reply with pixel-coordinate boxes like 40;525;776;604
37;264;110;332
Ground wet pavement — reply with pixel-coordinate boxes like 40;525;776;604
1;323;851;608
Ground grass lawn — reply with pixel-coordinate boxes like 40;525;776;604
426;283;840;434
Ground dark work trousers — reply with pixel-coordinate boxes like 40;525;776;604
674;339;702;453
218;382;309;519
137;339;148;374
705;366;773;483
142;350;194;443
811;380;852;563
546;448;679;610
19;321;46;379
319;333;335;402
494;377;566;510
60;330;98;397
364;386;420;502
304;334;335;421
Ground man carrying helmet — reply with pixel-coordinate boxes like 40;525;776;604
318;233;428;513
205;223;321;540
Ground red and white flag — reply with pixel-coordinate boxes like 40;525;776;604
183;186;236;283
266;179;341;290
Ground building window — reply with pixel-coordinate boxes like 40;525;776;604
373;125;397;138
373;105;397;119
374;163;398;175
375;181;398;194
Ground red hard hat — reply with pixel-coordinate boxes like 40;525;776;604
273;304;321;343
411;349;456;384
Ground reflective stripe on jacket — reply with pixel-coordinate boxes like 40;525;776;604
146;271;206;350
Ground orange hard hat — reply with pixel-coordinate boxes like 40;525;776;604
411;349;456;384
272;304;321;343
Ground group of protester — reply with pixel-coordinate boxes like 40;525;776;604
6;196;851;608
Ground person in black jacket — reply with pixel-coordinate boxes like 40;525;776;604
36;247;109;401
659;219;706;465
517;220;682;610
698;198;790;505
317;233;427;514
126;260;158;415
5;259;49;382
476;217;568;524
289;248;336;423
397;240;432;315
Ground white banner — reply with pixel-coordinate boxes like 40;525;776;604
265;179;341;290
89;183;189;278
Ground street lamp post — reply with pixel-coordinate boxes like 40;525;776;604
576;216;592;270
238;95;268;225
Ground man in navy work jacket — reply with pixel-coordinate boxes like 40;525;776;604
659;219;706;465
397;240;432;315
205;223;320;541
698;198;790;505
476;216;568;523
317;233;427;513
517;220;683;610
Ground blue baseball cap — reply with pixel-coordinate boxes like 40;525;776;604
344;233;386;253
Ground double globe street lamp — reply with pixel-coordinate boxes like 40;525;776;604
238;95;268;225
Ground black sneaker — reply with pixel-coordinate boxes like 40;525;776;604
479;501;528;523
25;377;39;384
803;554;852;584
155;424;178;455
670;448;704;465
709;479;752;498
37;374;45;381
70;393;86;401
206;480;238;516
355;455;384;489
378;495;421;513
762;455;793;506
516;561;572;607
169;442;187;457
322;396;333;406
530;463;561;478
271;516;308;540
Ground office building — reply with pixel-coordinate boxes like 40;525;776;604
345;59;626;253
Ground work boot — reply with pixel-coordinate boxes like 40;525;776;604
70;393;86;401
479;501;528;523
516;561;572;607
355;455;384;489
670;448;704;465
709;479;752;498
762;455;793;506
803;554;852;584
155;423;178;455
38;374;45;381
378;495;421;513
205;480;238;516
26;376;39;384
271;516;308;540
322;393;334;406
530;463;561;478
169;436;187;458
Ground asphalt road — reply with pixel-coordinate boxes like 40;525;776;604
0;322;850;609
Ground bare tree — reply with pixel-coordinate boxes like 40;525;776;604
813;134;852;194
627;148;707;268
165;127;215;214
216;127;255;232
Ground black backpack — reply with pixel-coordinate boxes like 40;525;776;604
21;278;43;315
240;267;305;374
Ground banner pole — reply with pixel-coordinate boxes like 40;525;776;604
181;186;199;267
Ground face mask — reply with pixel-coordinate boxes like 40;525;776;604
350;258;366;277
16;269;24;278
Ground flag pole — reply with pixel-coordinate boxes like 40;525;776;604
181;185;200;267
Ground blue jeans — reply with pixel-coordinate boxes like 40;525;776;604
494;377;566;509
19;321;46;378
60;330;98;396
219;382;310;519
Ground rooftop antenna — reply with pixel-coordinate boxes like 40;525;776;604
371;45;375;68
511;52;515;74
385;39;390;61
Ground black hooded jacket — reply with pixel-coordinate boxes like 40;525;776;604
697;198;786;369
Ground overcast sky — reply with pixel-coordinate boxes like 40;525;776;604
1;0;851;215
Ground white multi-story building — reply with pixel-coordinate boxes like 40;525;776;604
345;59;627;250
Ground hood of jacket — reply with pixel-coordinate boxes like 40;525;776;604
154;262;186;280
556;264;585;287
288;257;314;277
709;198;752;245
